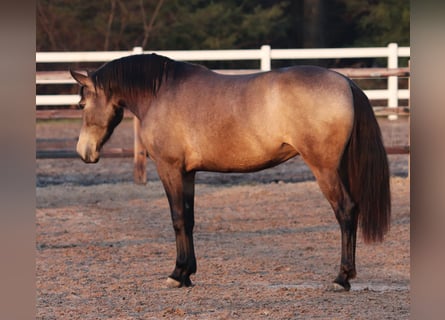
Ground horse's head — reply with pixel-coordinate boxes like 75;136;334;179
70;70;124;163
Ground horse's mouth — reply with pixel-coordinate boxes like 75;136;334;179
76;142;100;163
80;153;100;163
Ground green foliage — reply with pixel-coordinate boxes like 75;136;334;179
36;0;410;52
142;0;290;50
341;0;410;46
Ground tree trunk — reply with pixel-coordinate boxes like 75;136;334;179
303;0;325;48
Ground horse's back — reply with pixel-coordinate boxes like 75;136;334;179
272;66;353;113
144;65;355;173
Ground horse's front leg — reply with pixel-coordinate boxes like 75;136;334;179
157;164;196;288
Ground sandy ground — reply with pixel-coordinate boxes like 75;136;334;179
36;117;410;319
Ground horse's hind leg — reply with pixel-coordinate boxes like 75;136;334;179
310;166;358;291
156;164;197;287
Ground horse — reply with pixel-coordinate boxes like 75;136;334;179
70;53;391;291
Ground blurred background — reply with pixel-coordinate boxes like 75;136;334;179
36;0;409;68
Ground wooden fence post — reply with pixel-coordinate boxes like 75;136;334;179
131;46;147;185
387;43;399;120
133;116;147;184
260;45;271;71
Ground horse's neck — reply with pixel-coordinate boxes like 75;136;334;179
122;96;151;121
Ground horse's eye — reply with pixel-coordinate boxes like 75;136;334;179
78;103;85;110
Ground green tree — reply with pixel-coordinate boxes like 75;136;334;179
36;0;409;52
341;0;410;46
37;0;292;51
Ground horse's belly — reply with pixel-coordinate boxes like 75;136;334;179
187;141;298;173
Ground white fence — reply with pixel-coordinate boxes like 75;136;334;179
36;43;410;108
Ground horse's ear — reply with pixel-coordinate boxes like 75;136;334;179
70;69;92;86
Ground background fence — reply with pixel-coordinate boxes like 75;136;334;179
37;43;409;108
36;43;410;183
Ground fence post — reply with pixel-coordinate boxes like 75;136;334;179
132;46;147;184
260;45;271;71
387;43;398;120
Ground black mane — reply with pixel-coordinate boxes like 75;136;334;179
91;53;184;101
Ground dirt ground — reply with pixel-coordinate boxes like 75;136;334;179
36;117;410;319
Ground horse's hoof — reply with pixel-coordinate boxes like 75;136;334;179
166;277;182;288
183;277;193;287
326;282;349;292
333;274;352;291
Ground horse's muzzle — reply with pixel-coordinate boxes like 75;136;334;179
76;141;100;163
79;152;100;164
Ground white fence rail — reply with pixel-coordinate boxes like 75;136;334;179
36;43;410;108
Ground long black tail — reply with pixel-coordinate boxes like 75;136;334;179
341;81;391;243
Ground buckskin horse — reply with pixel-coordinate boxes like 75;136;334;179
70;53;390;291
